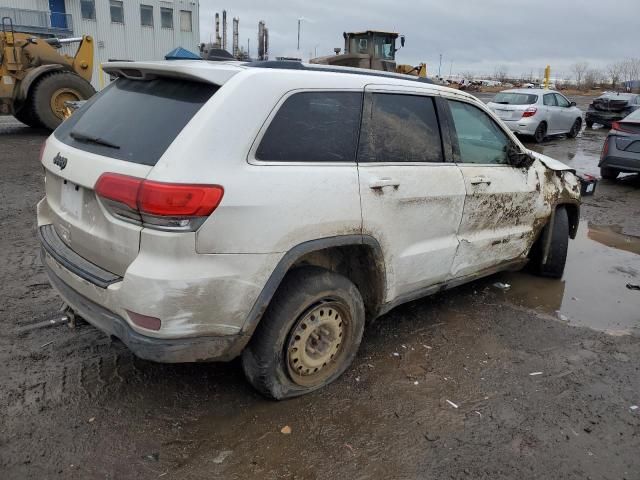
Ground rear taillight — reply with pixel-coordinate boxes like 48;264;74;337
522;107;537;118
611;121;634;133
95;173;224;231
600;137;609;161
39;142;46;163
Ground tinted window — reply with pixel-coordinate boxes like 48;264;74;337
160;7;173;28
140;5;153;27
448;100;510;165
358;93;443;163
256;92;362;162
80;0;96;20
492;92;538;105
543;94;556;106
554;93;570;107
55;78;217;166
110;0;124;23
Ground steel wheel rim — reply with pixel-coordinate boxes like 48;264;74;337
50;88;82;120
286;301;349;387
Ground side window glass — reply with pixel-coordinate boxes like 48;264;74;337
358;93;443;163
256;92;362;162
555;94;570;108
543;94;557;106
447;100;510;165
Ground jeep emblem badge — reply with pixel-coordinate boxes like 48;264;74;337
53;153;67;170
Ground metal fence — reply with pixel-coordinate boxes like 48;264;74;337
0;7;73;34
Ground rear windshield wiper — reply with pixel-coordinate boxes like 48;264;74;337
70;131;120;149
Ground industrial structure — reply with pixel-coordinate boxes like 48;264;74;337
201;9;267;62
0;0;200;89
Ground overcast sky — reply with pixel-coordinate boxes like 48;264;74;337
199;0;639;79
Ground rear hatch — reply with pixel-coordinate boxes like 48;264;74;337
488;92;539;121
592;94;633;112
42;74;219;276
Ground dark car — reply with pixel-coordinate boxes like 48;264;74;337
599;108;640;179
586;92;640;128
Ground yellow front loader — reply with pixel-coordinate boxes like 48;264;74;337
1;16;95;130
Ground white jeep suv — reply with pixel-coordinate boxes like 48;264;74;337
37;60;581;399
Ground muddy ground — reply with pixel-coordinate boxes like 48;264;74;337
1;97;639;479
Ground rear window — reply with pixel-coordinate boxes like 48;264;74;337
55;77;217;166
256;91;362;162
492;92;538;105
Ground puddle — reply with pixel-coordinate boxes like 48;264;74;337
495;223;640;336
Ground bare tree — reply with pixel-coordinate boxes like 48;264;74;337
571;62;589;89
493;65;508;83
584;69;604;90
607;62;625;90
620;58;640;91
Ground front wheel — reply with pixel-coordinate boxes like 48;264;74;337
530;207;569;278
567;118;582;138
242;267;365;399
533;122;547;143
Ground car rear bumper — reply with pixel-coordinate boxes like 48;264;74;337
599;136;640;173
501;118;537;136
586;110;625;126
37;219;280;362
42;258;249;362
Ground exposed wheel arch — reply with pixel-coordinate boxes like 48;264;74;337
241;235;386;336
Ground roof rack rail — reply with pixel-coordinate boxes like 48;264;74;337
244;60;433;84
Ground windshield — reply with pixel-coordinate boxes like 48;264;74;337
492;93;538;105
373;35;395;60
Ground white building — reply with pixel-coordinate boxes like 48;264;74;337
0;0;200;89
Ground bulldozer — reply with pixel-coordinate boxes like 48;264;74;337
0;17;95;130
310;30;427;77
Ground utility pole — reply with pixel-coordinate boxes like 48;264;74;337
247;38;250;59
297;18;302;51
449;61;453;78
438;53;443;77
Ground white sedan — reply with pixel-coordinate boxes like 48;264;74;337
487;89;583;143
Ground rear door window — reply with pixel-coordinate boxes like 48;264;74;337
256;91;362;162
358;93;443;163
55;77;217;166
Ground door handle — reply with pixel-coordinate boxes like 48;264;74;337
369;177;400;189
469;176;491;186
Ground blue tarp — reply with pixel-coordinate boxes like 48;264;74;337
165;47;202;60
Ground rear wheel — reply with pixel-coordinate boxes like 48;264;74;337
242;267;365;399
30;72;96;130
530;207;569;278
586;119;594;128
600;166;619;180
13;98;42;128
567;118;582;138
533;122;547;143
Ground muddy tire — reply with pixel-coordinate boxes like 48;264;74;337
241;267;365;400
567;118;581;138
530;207;569;278
30;72;95;131
13;98;42;128
600;166;619;180
586;119;594;128
533;122;547;143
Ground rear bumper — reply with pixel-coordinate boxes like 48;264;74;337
599;136;640;172
502;118;537;136
43;258;249;362
586;110;625;126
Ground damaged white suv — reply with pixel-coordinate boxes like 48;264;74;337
38;60;581;399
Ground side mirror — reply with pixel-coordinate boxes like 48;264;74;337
400;35;405;48
570;101;576;107
507;144;535;169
